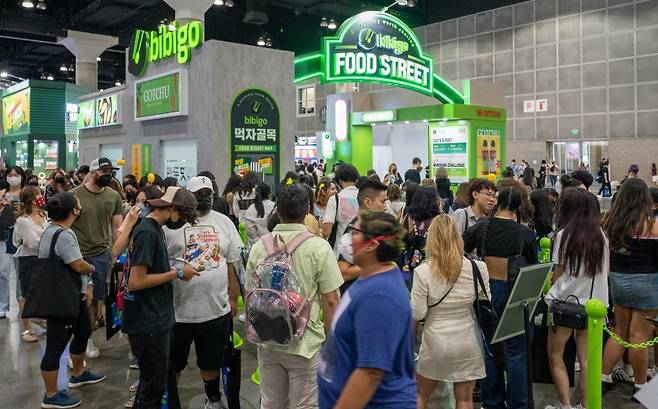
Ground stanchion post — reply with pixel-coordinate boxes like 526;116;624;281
585;298;607;409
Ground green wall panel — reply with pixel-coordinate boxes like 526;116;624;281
30;87;65;135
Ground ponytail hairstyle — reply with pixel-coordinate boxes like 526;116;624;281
254;182;272;218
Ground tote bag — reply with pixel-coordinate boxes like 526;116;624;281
22;229;82;320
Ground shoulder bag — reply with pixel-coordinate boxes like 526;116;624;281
469;258;499;343
549;275;595;331
22;229;82;320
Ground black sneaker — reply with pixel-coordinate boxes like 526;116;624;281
602;380;615;394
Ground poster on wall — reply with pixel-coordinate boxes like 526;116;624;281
475;128;502;177
164;159;196;187
135;70;188;121
96;94;119;126
131;144;152;178
78;100;96;129
2;88;30;136
230;88;280;185
430;124;468;183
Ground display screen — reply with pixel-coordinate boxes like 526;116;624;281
78;100;96;129
135;72;182;120
96;94;119;126
430;124;469;183
2;89;30;136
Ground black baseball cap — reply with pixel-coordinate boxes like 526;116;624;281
90;157;119;171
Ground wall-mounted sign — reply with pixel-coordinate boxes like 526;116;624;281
230;89;279;153
523;100;536;113
164;159;196;187
522;98;548;113
96;94;119;126
430;124;468;183
132;144;152;178
294;11;464;104
536;98;548;112
2;88;30;136
135;70;188;121
78;100;96;129
128;21;204;77
361;110;396;123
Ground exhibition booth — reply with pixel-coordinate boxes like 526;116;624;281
1;80;88;178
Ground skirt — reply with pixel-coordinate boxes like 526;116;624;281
610;271;658;310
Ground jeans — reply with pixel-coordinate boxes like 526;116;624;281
0;242;15;312
549;175;558;187
85;250;112;301
129;330;181;409
480;279;530;409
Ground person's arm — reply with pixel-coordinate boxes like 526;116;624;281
12;217;25;248
244;207;259;242
322;195;337;238
333;368;385;409
112;214;123;243
127;263;198;291
338;259;361;282
319;290;340;334
410;267;428;340
227;263;240;317
70;258;95;275
113;206;140;257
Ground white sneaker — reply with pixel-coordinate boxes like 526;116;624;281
544;403;574;409
612;366;634;384
204;397;227;409
238;313;245;323
85;340;100;359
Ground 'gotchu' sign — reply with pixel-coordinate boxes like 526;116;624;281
323;12;433;96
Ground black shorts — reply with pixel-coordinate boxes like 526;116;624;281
18;256;39;297
173;313;231;372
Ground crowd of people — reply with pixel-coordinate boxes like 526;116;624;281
0;154;657;409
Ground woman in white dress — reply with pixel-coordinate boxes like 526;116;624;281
411;214;490;409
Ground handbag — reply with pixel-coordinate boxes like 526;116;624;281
549;275;595;331
470;258;499;343
22;229;82;320
105;255;125;341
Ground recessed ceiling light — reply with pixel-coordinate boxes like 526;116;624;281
327;19;337;30
115;81;122;86
36;0;46;10
60;65;68;72
96;57;101;62
257;37;266;46
22;0;34;8
0;72;7;78
320;17;328;28
407;0;416;6
225;0;234;6
213;0;224;5
46;74;54;81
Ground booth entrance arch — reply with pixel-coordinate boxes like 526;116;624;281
293;10;508;181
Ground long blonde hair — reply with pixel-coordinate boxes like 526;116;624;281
425;215;464;283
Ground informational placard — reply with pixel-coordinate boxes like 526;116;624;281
476;128;503;177
230;89;279;153
523;100;536;113
96;94;120;126
164;159;196;187
233;157;252;175
2;88;30;136
135;70;188;121
131;144;152;178
430;124;468;183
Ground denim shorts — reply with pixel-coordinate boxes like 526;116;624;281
85;250;112;301
610;271;658;310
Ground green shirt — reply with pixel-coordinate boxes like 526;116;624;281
246;223;343;358
71;185;123;257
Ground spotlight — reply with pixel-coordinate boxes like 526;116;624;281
225;0;234;6
396;0;408;5
0;72;7;78
168;22;176;31
46;74;54;81
36;0;46;10
68;65;74;72
266;38;272;47
257;36;266;46
327;19;337;30
96;57;101;62
115;81;122;86
213;0;224;5
60;65;68;72
22;0;34;8
407;0;416;6
320;17;328;28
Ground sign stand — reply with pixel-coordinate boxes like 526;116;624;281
491;263;552;409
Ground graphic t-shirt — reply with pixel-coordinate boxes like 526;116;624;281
164;211;243;323
323;186;359;254
122;218;174;336
318;267;416;409
71;185;122;257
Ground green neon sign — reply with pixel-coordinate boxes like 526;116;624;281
361;110;396;123
128;21;204;77
293;11;464;104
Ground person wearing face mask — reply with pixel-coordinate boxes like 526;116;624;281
337;179;389;294
0;165;25;320
162;176;242;409
318;211;416;409
12;186;48;343
70;158;123;358
122;186;199;409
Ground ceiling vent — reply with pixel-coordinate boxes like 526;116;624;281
243;0;268;25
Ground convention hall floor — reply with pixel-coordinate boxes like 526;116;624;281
0;278;645;409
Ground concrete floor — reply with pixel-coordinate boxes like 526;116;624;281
0;277;646;409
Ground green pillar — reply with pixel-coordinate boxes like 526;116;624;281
585;298;607;409
335;141;352;165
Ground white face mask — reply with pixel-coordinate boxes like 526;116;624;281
7;176;21;187
337;232;354;265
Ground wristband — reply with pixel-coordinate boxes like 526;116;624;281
176;267;184;280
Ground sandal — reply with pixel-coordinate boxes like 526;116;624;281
129;380;139;393
21;330;38;343
125;396;135;408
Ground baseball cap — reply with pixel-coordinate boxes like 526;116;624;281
147;186;197;209
90;157;119;171
187;176;214;193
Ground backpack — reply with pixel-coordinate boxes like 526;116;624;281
398;218;430;288
246;232;313;345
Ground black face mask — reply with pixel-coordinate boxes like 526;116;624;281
196;196;212;214
166;218;187;230
97;174;112;188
